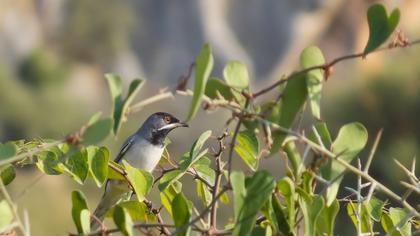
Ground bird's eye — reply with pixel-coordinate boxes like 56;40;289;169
164;116;171;123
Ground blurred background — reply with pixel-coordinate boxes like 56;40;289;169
1;0;419;235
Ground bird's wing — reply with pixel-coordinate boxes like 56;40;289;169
114;134;137;163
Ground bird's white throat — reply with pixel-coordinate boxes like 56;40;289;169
123;138;164;172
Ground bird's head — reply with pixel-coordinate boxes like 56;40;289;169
139;112;188;146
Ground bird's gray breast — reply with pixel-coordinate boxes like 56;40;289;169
123;138;164;172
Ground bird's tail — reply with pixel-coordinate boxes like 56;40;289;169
90;180;132;231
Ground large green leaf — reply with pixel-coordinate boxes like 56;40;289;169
271;73;307;153
321;122;368;206
230;171;246;220
298;192;324;236
234;130;259;171
364;4;400;55
106;201;156;222
64;149;89;184
88;147;109;187
300;46;325;120
346;201;374;234
277;177;296;228
283;142;301;177
232;171;276;236
71;190;90;234
82;118;113;145
272;196;293;236
0;164;16;185
381;207;412;236
0;200;13;231
105;74;144;135
0;143;17;161
192;157;215;185
187;130;211;167
160;181;182;217
122;160;153;201
316;198;339;236
205;77;234;100
223;60;249;89
113;205;133;236
187;44;214;121
172;193;192;236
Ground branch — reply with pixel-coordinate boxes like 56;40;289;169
252;38;420;98
210;132;227;232
0;140;64;167
260;117;420;218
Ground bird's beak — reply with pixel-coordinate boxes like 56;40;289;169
158;122;189;131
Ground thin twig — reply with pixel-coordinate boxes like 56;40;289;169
0;181;28;235
252;38;420;98
129;91;174;114
364;129;383;173
210;133;226;232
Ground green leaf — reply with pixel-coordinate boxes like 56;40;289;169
196;180;212;206
272;196;293;236
187;44;214;121
381;207;412;236
346;201;374;233
158;170;184;192
223;60;249;89
108;201;156;222
0;200;13;231
65;149;89;184
192;156;215;185
89;147;109;187
188;130;211;167
364;4;400;55
230;171;246;221
309;122;332;148
205;77;234;100
232;171;276;236
105;74;145;135
321;122;368;206
283;142;301;177
82;118;113;145
87;112;103;126
160;182;182;217
235;130;260;171
300;46;325;120
366;197;385;222
0;142;17;160
113;205;133;236
105;74;123;132
271;73;307;153
172;193;192;236
122;160;153;201
35;151;65;175
71;190;90;234
316;198;339;236
277;177;296;228
117;79;144;133
0;164;15;185
298;193;324;236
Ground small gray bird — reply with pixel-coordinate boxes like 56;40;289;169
91;112;188;229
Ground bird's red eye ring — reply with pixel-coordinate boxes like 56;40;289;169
164;116;171;123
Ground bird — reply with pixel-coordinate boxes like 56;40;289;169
90;112;188;229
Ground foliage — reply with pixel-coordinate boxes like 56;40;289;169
1;3;419;236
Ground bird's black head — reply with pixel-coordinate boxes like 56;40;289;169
139;112;188;146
